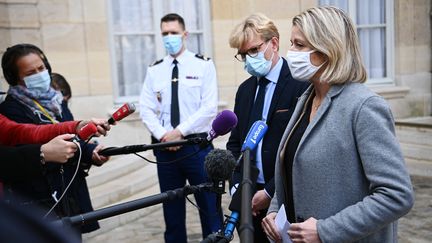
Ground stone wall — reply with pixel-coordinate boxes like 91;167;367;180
393;0;432;117
0;0;431;119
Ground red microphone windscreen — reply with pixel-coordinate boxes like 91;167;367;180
78;123;97;140
110;103;136;124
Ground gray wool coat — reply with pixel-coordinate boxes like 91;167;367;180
268;82;414;243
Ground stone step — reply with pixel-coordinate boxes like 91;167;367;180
400;142;432;163
89;161;158;209
84;181;161;240
87;154;149;188
405;159;432;177
395;127;432;147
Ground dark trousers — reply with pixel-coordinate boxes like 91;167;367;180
252;183;270;243
154;144;223;243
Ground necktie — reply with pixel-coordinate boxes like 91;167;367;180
171;59;180;127
248;77;270;128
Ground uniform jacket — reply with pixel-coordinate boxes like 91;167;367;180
227;58;309;197
268;82;414;242
139;50;218;140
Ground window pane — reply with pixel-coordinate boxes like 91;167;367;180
187;34;204;54
115;35;156;96
356;0;385;25
112;0;153;32
319;0;348;12
162;0;203;30
358;28;386;79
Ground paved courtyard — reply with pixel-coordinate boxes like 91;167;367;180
86;175;431;243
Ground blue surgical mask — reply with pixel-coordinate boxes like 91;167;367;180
163;35;183;55
244;42;274;77
23;70;51;93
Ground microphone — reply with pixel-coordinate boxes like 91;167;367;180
98;110;238;157
241;120;268;152
205;149;236;191
207;110;238;141
108;103;136;124
76;122;98;141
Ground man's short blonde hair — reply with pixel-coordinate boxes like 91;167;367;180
229;13;279;50
293;6;367;84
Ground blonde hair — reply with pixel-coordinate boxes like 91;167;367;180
229;13;279;49
293;6;367;84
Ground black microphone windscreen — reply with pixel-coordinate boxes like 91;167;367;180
205;149;236;182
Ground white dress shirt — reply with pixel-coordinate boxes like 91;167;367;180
139;50;218;140
255;57;282;184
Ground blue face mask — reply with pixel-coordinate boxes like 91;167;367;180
23;70;51;93
244;42;274;77
163;35;183;55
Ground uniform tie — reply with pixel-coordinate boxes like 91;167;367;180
171;59;180;127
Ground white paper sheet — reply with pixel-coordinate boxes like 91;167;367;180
272;204;292;243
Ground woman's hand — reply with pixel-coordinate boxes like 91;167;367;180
288;217;321;243
262;212;281;242
91;144;110;166
41;134;77;163
77;119;111;137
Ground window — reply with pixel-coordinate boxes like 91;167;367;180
107;0;212;103
319;0;394;85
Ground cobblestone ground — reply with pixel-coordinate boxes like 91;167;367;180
86;175;431;243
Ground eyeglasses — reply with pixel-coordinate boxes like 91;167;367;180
234;42;266;62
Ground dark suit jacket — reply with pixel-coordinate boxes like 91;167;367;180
0;95;99;233
227;58;309;198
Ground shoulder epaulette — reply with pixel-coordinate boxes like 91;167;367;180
149;59;163;67
195;54;211;61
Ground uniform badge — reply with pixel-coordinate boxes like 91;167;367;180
186;76;199;79
156;92;162;103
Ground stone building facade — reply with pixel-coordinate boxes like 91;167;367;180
0;0;430;121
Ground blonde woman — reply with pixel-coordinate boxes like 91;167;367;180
262;6;413;243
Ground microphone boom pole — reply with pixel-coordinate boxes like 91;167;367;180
99;137;205;157
239;149;254;243
54;183;213;227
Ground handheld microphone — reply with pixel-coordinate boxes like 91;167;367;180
241;120;268;152
76;122;98;141
108;103;136;124
207;110;238;141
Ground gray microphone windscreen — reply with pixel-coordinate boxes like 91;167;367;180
205;149;236;182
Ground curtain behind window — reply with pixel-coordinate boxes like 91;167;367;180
319;0;387;79
110;0;204;98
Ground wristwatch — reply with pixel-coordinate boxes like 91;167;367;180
40;149;46;165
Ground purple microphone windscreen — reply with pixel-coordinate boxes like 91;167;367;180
208;110;238;140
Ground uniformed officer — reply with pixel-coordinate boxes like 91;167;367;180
139;13;222;243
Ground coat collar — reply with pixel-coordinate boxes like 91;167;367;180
295;83;347;154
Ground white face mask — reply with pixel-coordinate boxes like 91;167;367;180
286;50;323;81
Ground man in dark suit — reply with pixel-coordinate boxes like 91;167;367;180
226;13;309;243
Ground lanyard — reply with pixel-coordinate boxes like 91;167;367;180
32;100;58;124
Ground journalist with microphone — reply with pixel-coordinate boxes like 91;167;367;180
226;13;308;242
0;43;111;234
262;7;413;242
139;13;222;243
